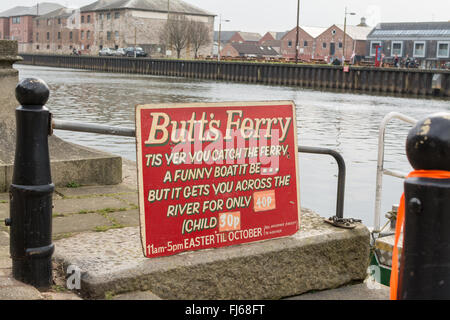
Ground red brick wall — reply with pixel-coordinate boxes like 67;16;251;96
229;32;245;43
258;32;275;45
0;18;10;39
280;27;315;60
79;11;95;53
9;15;34;43
34;16;80;54
220;43;239;57
314;25;354;61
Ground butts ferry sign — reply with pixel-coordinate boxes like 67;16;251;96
136;101;301;258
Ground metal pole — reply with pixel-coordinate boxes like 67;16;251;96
295;0;300;64
217;15;223;62
343;7;347;63
7;78;54;289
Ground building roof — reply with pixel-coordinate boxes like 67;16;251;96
35;8;76;20
267;31;288;40
335;25;373;40
81;0;215;16
214;31;239;42
236;32;262;42
227;42;279;56
368;21;450;39
260;39;282;47
0;2;64;18
301;26;327;38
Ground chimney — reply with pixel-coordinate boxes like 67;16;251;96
357;17;368;27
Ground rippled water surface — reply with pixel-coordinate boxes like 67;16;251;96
16;64;450;227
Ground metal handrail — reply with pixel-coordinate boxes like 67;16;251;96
52;119;347;219
373;112;417;233
298;146;346;219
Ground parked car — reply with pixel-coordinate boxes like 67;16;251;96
125;47;148;57
99;48;114;56
114;48;126;56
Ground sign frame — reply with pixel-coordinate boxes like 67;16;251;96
136;101;301;258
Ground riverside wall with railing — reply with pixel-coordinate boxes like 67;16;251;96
17;54;450;98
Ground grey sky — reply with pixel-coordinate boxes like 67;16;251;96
0;0;449;34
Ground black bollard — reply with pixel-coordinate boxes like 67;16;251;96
6;78;54;290
397;113;450;299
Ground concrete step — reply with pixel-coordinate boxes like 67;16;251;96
52;208;370;300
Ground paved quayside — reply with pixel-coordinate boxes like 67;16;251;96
0;159;388;300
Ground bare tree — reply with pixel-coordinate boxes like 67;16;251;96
159;14;190;59
188;20;211;59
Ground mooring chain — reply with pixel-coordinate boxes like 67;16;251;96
324;216;362;229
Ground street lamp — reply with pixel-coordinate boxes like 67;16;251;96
217;15;230;61
342;7;356;63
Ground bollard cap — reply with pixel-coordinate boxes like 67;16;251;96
406;113;450;171
15;78;50;106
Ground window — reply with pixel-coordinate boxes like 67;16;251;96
81;31;84;40
288;40;292;48
36;45;39;50
46;32;50;41
36;33;39;41
58;18;61;25
81;16;84;23
69;31;73;40
87;30;90;40
99;13;103;20
391;41;403;56
36;20;39;26
413;41;426;57
47;19;51;26
107;31;111;40
12;17;20;24
322;42;327;49
437;42;449;58
107;13;111;20
115;31;119;39
87;44;90;49
115;12;120;19
57;32;61;40
87;15;91;23
46;45;50;49
303;41;308;47
370;41;381;56
338;42;343;48
58;45;61;49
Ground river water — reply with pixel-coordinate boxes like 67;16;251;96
15;64;450;227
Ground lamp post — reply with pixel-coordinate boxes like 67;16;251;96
217;15;230;62
295;0;300;64
342;7;356;63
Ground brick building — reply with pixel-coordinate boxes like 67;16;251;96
228;31;262;44
0;2;64;52
33;8;80;54
258;31;287;54
280;26;326;60
314;22;371;62
78;0;215;57
366;22;450;68
220;42;280;59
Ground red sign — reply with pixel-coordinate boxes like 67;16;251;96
136;101;301;258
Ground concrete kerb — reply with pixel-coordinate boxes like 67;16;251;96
52;210;370;300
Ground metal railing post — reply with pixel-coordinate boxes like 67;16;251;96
398;113;450;299
6;78;54;289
